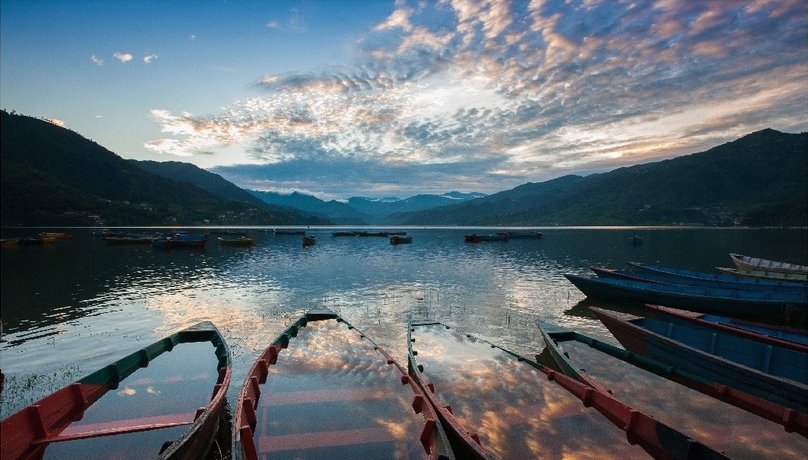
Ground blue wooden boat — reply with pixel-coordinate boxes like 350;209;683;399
538;320;808;437
628;262;807;290
408;320;729;459
232;310;451;460
593;266;808;294
646;304;808;346
565;274;807;320
591;307;808;414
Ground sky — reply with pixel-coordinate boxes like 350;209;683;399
1;0;806;200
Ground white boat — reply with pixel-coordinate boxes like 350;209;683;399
730;253;808;275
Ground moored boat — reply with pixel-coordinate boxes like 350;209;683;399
537;320;808;437
408;320;724;459
645;304;808;347
103;233;159;244
232;310;451;459
463;233;509;243
302;235;316;247
565;273;807;320
38;232;74;240
218;236;256;247
592;266;808;294
390;235;412;245
730;253;808;275
331;231;357;237
591;307;808;413
0;321;232;459
153;233;209;249
273;229;306;235
497;231;542;239
716;266;808;283
628;262;808;289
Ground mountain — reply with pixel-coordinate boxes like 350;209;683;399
392;129;808;226
248;190;369;225
247;190;487;224
0;111;329;226
131;160;266;206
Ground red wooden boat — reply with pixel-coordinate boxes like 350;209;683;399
407;320;728;459
233;309;452;459
0;322;231;460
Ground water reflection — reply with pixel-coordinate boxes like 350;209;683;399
2;227;807;455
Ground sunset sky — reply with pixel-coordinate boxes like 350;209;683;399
1;0;806;200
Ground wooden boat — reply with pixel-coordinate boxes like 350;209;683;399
356;231;390;237
273;229;306;235
302;235;316;247
408;320;728;459
1;238;20;248
389;235;412;245
628;262;807;290
17;236;57;245
730;253;808;275
564;274;807;320
537;320;808;437
0;321;232;460
153;233;209;249
591;307;808;413
39;232;74;240
218;236;256;247
716;266;808;283
463;233;509;243
104;234;159;244
646;304;808;346
331;231;356;237
592;266;808;294
497;231;543;239
232;310;452;460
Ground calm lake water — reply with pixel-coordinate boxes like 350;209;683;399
1;226;807;458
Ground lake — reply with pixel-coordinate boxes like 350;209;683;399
1;226;806;458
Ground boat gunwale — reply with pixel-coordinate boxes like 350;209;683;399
232;310;451;460
538;319;808;437
410;320;730;460
0;321;232;460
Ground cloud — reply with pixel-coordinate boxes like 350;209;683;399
113;52;133;63
46;118;66;127
146;0;808;198
143;54;158;64
90;54;104;66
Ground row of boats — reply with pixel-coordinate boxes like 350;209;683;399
3;299;806;459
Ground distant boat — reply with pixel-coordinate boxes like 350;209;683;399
628;262;808;290
629;235;643;245
356;231;391;237
232;310;449;459
38;232;74;240
273;229;305;235
302;235;316;247
730;253;808;275
1;238;19;248
152;232;209;249
0;321;231;459
331;231;356;237
537;319;808;437
17;236;57;245
464;233;509;243
591;307;808;414
218;236;256;247
389;235;412;245
565;273;807;319
103;233;159;244
497;231;543;239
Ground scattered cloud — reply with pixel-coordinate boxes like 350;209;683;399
265;7;306;32
90;54;104;66
46;118;66;127
113;52;133;63
147;0;808;198
143;54;158;64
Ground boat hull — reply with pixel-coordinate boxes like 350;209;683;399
591;308;808;413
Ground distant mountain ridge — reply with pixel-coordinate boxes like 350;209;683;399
391;129;807;226
248;190;487;224
0;111;328;226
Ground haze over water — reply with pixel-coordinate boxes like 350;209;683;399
1;226;807;458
